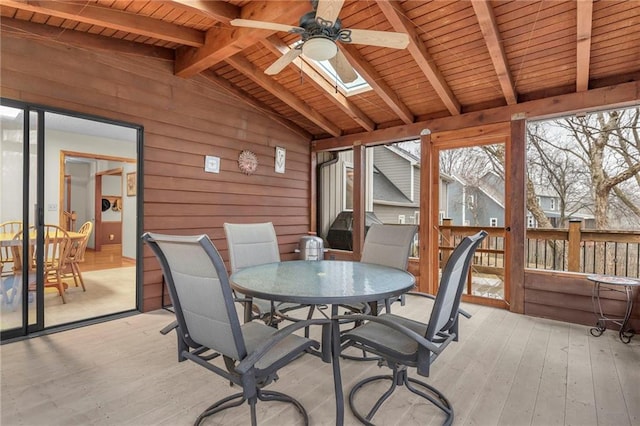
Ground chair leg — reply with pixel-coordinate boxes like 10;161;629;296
54;274;66;304
348;367;453;426
74;263;86;291
194;389;309;426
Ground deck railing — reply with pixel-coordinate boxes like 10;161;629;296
439;219;640;278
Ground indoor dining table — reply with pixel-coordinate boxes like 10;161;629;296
230;259;416;426
0;230;85;247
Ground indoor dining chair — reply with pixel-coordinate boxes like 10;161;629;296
339;230;488;425
64;221;93;291
224;222;313;326
143;232;326;426
0;221;22;277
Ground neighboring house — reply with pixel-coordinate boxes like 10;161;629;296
371;145;420;224
445;172;505;227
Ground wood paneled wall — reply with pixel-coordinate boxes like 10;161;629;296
1;34;311;312
525;270;639;331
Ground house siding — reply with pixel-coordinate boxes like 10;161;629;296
1;35;311;312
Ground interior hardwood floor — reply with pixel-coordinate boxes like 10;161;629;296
1;297;638;425
82;244;136;272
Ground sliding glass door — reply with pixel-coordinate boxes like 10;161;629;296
1;100;142;340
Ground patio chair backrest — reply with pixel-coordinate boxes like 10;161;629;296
425;230;487;341
361;224;417;270
143;232;246;361
224;222;280;273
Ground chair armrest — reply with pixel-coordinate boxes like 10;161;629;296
236;318;330;374
406;291;472;318
159;320;178;335
336;314;443;354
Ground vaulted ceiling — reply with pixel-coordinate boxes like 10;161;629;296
2;0;639;141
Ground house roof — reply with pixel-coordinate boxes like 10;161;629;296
372;167;415;206
1;1;639;142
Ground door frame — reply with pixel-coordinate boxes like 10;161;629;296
422;122;515;310
0;97;144;341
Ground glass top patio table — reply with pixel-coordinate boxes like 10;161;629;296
230;260;416;426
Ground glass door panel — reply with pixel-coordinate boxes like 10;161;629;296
438;143;507;304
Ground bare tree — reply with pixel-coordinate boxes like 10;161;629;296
555;108;640;228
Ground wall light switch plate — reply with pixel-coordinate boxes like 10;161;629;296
204;155;220;173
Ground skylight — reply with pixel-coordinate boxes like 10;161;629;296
315;59;372;96
290;41;372;96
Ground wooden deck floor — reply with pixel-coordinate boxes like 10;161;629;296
1;297;638;425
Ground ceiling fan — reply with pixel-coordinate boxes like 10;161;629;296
230;0;409;83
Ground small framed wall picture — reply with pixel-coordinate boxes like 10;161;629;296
275;146;286;174
126;172;136;196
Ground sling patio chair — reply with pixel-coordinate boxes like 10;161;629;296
143;232;328;425
338;230;488;425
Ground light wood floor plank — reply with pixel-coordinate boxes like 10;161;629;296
565;323;598;426
497;318;551;425
589;332;633;426
532;321;569;426
2;304;639;426
462;314;535;426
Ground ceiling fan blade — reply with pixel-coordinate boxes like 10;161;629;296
230;19;303;34
345;29;410;49
315;0;345;25
329;50;358;83
265;48;302;75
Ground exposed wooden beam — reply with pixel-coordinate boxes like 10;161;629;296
263;36;375;132
226;54;342;137
200;70;311;140
576;0;594;92
471;0;517;105
165;0;240;24
2;0;204;47
175;1;310;77
0;17;174;61
340;44;414;124
313;80;640;150
375;0;461;116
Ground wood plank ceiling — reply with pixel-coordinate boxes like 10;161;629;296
1;0;639;141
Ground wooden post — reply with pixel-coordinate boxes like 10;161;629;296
507;117;526;314
441;218;453;267
568;219;582;272
419;129;434;294
352;142;366;260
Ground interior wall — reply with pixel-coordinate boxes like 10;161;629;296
0;33;311;312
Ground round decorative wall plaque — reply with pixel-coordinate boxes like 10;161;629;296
238;150;258;175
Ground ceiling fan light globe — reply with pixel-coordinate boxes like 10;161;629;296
303;37;337;61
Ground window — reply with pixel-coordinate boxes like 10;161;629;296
467;194;474;205
490;217;498;227
344;164;353;210
398;215;405;224
550;198;556;210
527;216;535;228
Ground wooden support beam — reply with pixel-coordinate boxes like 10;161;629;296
376;0;461;116
165;0;240;24
3;0;204;47
312;80;640;150
175;1;310;77
263;36;375;132
576;0;594;92
471;0;517;105
0;18;174;61
340;44;414;124
226;54;342;137
507;118;526;314
200;70;311;140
